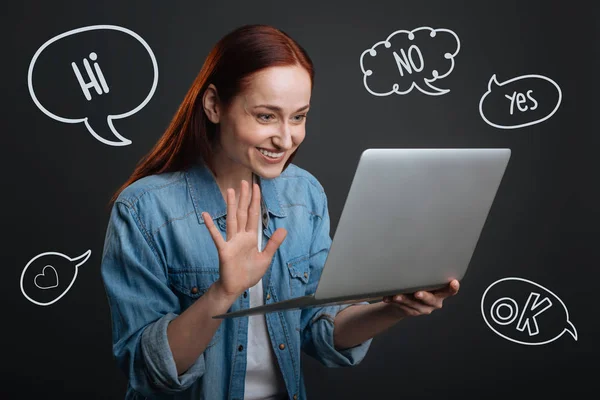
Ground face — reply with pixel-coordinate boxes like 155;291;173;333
204;65;311;180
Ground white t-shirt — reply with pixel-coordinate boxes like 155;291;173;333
243;175;287;400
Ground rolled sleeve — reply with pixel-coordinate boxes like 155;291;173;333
300;187;372;367
302;303;373;367
101;201;204;396
141;312;206;391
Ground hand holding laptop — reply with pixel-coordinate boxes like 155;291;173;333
381;279;460;317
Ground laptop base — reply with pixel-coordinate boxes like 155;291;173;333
212;282;447;319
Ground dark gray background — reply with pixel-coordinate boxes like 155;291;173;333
4;0;598;398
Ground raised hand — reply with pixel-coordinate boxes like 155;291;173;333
201;180;287;298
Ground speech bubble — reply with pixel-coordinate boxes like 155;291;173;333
360;26;460;96
20;250;92;306
481;277;577;345
479;74;562;129
27;25;159;146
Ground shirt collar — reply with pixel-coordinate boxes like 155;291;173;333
185;160;286;226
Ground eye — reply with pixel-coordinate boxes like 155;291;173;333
258;114;275;122
293;114;307;122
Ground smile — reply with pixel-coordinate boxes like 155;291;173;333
257;148;284;159
256;147;285;164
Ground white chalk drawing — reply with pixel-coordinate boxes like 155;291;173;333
481;277;577;345
72;52;110;101
479;74;562;129
34;265;59;289
360;26;460;96
20;250;92;306
27;25;159;146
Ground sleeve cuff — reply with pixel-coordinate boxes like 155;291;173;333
308;302;373;368
140;312;205;393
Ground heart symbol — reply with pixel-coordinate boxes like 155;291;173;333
34;265;59;289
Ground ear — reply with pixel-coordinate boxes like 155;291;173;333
202;84;221;123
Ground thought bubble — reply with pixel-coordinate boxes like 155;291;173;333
27;25;159;146
479;74;561;129
20;250;92;306
360;26;460;96
481;277;577;345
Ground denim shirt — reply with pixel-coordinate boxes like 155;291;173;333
100;160;373;400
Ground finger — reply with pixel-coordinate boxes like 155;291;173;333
246;183;261;232
237;180;250;233
391;294;432;314
413;290;443;308
431;280;460;298
383;296;425;316
226;188;237;241
202;212;226;251
262;228;287;259
450;279;460;293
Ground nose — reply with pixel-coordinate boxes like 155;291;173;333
273;122;293;150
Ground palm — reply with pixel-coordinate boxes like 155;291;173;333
219;231;268;291
202;179;287;297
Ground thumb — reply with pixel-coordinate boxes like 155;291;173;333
262;228;287;258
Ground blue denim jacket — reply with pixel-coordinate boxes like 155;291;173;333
100;160;373;399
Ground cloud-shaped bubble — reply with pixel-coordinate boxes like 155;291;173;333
20;250;91;306
479;74;562;129
27;25;159;146
360;26;460;96
481;277;577;345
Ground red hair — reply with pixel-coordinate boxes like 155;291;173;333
108;24;315;208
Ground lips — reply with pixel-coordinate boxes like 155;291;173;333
256;147;285;164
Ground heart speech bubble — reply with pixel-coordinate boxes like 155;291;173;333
20;250;92;306
360;26;460;96
27;25;158;146
481;277;577;345
479;74;562;129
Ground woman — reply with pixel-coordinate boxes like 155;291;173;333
101;24;460;400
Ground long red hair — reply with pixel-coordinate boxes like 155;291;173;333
108;24;315;209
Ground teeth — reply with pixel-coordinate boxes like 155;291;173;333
258;148;284;158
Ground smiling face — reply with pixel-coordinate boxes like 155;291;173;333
203;65;311;182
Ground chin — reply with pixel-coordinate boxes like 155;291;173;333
255;166;284;180
251;153;288;179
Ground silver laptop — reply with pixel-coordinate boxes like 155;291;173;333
213;148;511;319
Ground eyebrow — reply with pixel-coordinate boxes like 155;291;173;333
252;104;310;112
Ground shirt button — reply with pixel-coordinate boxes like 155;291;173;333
191;287;198;294
303;272;308;279
293;394;298;400
266;293;271;300
238;345;244;352
279;343;285;350
243;291;248;298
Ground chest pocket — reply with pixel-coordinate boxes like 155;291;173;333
168;268;223;348
286;254;311;298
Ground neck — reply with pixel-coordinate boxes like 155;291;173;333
211;147;255;203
